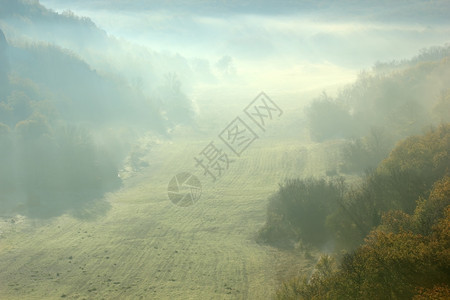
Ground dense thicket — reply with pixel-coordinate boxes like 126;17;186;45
265;124;450;298
276;175;450;299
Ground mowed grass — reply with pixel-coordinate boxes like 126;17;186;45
0;133;342;299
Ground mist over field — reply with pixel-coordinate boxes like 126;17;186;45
1;0;449;299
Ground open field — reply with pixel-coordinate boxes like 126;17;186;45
0;133;343;299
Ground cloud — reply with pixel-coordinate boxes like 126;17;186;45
34;0;450;100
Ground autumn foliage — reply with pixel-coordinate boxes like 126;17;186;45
276;125;450;299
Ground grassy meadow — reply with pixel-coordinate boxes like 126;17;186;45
0;127;340;299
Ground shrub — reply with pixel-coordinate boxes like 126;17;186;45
258;178;345;248
341;126;394;173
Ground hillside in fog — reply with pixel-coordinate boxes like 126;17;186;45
0;0;449;299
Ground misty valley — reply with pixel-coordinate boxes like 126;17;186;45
0;0;449;299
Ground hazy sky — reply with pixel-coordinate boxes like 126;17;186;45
37;0;450;99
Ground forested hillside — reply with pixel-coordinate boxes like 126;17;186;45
1;1;449;299
275;126;449;299
0;7;196;217
258;48;450;298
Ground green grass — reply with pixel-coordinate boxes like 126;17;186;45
0;134;340;299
